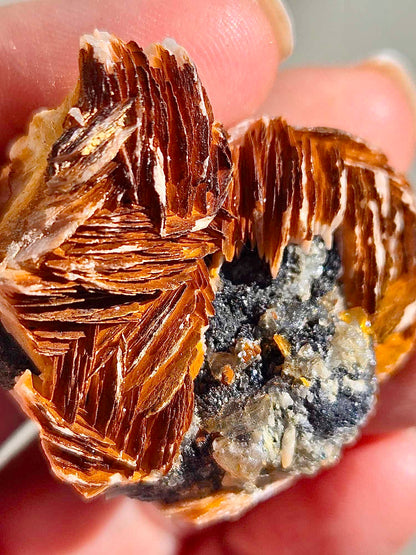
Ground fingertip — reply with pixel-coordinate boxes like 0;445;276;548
359;49;416;135
259;60;416;172
0;0;294;159
257;0;294;61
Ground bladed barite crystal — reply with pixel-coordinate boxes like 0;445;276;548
1;31;416;524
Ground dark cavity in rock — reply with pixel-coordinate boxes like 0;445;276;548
124;238;377;504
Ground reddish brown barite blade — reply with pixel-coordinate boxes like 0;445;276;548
0;32;416;498
0;32;230;495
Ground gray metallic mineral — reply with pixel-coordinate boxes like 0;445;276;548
123;238;377;503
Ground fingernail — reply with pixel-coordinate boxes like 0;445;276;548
359;49;416;129
258;0;294;61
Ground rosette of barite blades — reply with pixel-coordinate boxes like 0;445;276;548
0;31;415;525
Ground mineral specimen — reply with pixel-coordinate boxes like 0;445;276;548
1;31;416;525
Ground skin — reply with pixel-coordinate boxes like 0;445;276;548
0;0;416;553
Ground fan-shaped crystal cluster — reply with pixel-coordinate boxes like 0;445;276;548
1;31;416;524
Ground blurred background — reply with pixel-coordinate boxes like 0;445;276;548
0;0;415;553
282;0;416;183
285;0;416;69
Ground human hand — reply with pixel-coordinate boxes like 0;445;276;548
1;1;416;553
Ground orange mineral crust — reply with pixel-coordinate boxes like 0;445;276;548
0;31;415;524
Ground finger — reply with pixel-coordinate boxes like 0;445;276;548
0;0;292;161
366;353;416;434
0;389;25;443
73;499;177;555
181;430;416;555
258;54;416;172
0;390;176;554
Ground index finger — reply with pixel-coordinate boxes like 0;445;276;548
0;0;292;161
